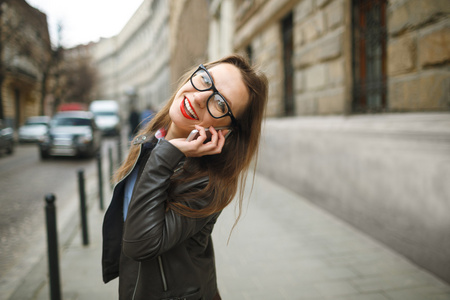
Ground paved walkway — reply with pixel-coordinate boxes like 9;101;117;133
7;173;450;300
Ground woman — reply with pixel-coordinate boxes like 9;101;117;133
102;54;268;300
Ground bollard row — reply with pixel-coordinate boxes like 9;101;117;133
44;150;111;299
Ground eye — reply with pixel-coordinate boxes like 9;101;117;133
214;96;227;114
192;69;213;90
201;73;212;87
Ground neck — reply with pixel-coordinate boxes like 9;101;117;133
165;123;190;140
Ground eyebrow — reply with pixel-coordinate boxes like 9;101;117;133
209;70;233;108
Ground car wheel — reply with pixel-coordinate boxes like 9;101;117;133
6;141;14;154
40;150;50;160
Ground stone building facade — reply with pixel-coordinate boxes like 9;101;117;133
92;0;171;121
233;0;449;116
228;0;450;283
92;0;210;121
0;0;51;128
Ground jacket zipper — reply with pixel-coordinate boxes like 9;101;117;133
132;262;141;300
158;255;168;291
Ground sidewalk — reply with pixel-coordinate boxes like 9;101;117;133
8;173;450;300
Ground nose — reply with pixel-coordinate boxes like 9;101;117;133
193;90;212;108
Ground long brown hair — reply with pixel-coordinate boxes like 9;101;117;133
115;54;268;219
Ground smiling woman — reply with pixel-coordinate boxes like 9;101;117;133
102;54;268;300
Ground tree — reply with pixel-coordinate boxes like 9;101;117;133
63;57;98;103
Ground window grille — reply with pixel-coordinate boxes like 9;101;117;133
352;0;387;112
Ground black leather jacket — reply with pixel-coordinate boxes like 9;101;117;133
102;136;221;300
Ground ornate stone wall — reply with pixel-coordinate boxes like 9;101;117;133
293;0;350;115
387;0;450;111
235;0;450;283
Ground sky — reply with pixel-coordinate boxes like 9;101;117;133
26;0;144;48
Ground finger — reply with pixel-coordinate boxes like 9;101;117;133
202;130;225;155
222;129;230;137
208;126;218;145
194;125;207;143
216;130;226;149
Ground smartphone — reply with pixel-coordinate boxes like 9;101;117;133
186;127;231;142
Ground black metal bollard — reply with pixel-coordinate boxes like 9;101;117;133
108;147;114;189
96;151;104;210
78;169;89;246
45;194;62;300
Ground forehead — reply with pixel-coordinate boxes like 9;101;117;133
207;63;249;113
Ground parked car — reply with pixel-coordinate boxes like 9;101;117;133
89;100;120;136
18;116;50;143
38;111;101;159
0;119;14;155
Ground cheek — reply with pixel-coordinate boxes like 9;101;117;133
202;115;231;128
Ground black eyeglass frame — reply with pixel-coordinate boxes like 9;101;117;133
190;64;239;128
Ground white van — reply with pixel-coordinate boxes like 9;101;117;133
89;100;120;136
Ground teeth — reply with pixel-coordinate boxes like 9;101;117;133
184;99;198;119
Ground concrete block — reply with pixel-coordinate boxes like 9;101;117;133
387;34;416;76
327;58;345;86
389;71;450;111
418;26;450;67
318;30;343;62
294;45;317;68
304;12;326;43
317;87;346;114
295;0;313;23
295;93;317;115
295;29;343;68
316;0;332;8
305;64;327;90
325;0;345;30
388;0;450;35
293;22;305;47
295;70;305;92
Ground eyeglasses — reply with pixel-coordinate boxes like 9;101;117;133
190;64;238;127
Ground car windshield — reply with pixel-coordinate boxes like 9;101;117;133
26;120;48;126
52;118;91;127
93;111;116;116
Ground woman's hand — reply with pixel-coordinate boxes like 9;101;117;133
168;125;228;157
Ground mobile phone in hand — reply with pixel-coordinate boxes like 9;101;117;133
186;127;231;143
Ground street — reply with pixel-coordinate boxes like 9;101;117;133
0;137;120;294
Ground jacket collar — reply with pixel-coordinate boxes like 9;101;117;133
133;134;156;146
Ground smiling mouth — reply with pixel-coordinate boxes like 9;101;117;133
181;97;199;120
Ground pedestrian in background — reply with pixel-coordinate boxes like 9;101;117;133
102;54;268;300
128;106;140;139
139;104;155;129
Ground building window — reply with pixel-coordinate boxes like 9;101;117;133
351;0;387;112
282;12;294;116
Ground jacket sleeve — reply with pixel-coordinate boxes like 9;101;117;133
122;139;217;261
